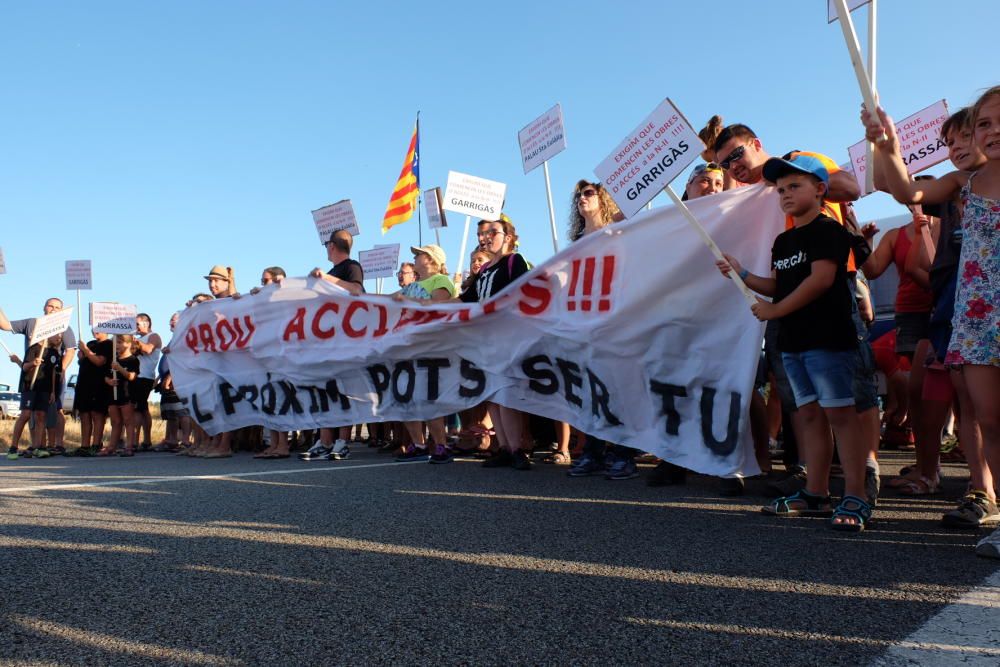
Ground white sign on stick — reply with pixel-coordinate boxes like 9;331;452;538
424;187;448;229
518;103;567;174
828;0;870;23
312;200;360;245
359;245;400;279
442;171;507;220
65;260;92;290
848;99;950;196
90;302;139;335
594;98;704;219
30;308;74;345
0;247;6;274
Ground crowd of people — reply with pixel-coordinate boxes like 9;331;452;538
1;87;997;560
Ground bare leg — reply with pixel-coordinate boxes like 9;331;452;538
796;402;835;497
952;370;991;497
750;390;772;473
963;366;1000;493
556;421;571;459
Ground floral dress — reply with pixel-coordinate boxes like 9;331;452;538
945;174;1000;367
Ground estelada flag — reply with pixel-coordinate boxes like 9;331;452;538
381;120;420;234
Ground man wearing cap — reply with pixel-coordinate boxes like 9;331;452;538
718;154;872;532
302;229;365;461
681;162;725;201
0;298;77;456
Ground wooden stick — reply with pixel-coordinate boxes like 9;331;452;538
112;335;118;401
0;336;11;357
29;338;48;389
665;186;757;306
833;0;885;141
864;0;878;194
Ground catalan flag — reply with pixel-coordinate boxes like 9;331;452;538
381;119;420;234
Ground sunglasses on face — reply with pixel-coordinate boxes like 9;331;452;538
477;229;504;238
577;188;598;199
719;145;747;170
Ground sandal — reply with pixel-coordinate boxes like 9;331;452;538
896;476;941;496
887;470;920;489
761;490;834;517
542;452;572;465
830;495;873;532
119;448;135;457
96;447;117;457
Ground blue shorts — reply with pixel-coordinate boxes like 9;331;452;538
781;349;858;409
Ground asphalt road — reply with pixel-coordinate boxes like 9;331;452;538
1;448;997;666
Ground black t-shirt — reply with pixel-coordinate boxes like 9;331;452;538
78;339;113;391
772;215;857;352
24;344;63;394
328;259;365;293
459;253;529;303
928;199;963;305
107;355;141;402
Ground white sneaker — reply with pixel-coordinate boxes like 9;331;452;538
975;526;1000;559
327;439;351;461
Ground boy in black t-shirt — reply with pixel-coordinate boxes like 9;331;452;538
717;154;872;532
21;335;65;458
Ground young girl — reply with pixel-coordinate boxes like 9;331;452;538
863;88;1000;556
102;334;140;457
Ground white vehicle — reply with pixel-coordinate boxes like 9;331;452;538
63;375;77;414
0;391;21;419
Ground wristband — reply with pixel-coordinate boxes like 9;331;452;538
738;269;749;281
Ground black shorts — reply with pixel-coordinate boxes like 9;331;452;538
131;378;155;411
25;390;58;414
75;384;110;414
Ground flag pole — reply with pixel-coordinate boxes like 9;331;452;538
542;160;559;254
664;186;756;305
416;112;423;247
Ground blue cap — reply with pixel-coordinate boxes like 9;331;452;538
762;154;829;186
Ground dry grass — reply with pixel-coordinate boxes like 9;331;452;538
0;405;167;449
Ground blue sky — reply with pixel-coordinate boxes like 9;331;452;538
0;0;996;389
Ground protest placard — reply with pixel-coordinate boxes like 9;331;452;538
442;171;507;219
0;247;6;274
848;99;950;196
90;302;138;335
359;244;400;279
29;308;74;345
312;200;360;245
424;188;447;229
828;0;870;23
594;98;704;219
65;260;92;290
518;104;567;174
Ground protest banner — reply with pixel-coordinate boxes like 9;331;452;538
594;98;704;220
90;302;138;335
169;184;785;477
65;260;92;290
518;104;567;175
828;0;870;23
29;308;74;346
0;247;6;274
312;200;360;245
359;244;400;280
518;103;567;253
847;99;950;196
443;171;507;277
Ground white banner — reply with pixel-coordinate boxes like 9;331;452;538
65;260;92;290
30;308;74;345
594;98;704;219
424;187;447;229
0;247;6;275
169;185;784;477
442;171;506;220
359;245;401;279
847;99;950;196
90;302;138;334
828;0;870;23
312;200;360;245
518;103;567;174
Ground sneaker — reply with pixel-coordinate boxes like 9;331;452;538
299;442;332;461
395;444;430;462
764;467;807;498
482;448;514;468
429;444;454;464
975;526;1000;559
647;461;687;487
943;492;1000;529
605;456;638;481
511;449;533;471
865;466;880;508
568;453;605;477
6;449;19;460
326;439;351;461
34;449;52;459
718;477;745;496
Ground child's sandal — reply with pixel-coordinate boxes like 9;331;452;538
761;489;834;517
830;495;873;533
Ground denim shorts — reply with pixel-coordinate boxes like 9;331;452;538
781;348;858;409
